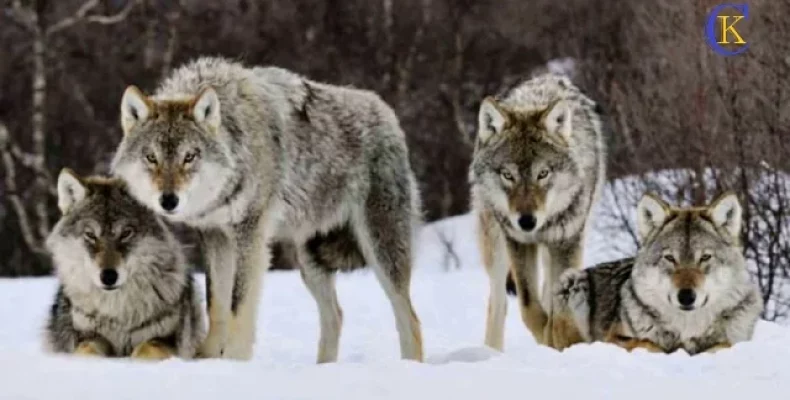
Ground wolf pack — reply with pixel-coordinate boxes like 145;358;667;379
42;57;762;362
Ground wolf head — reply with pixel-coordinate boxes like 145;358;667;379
110;85;236;219
46;169;179;293
470;96;584;238
632;192;748;313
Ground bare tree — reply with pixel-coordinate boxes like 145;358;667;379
1;0;139;257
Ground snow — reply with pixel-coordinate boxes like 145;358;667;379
1;214;790;399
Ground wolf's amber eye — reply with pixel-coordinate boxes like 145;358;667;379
183;150;199;164
83;231;97;243
119;227;135;242
663;254;677;263
145;153;157;164
500;170;514;181
537;169;550;180
700;254;712;262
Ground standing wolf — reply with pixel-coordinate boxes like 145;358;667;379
45;170;204;359
545;192;762;354
470;74;606;350
111;57;424;362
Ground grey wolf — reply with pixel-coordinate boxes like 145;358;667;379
44;169;205;360
469;74;606;350
545;192;763;355
111;57;424;362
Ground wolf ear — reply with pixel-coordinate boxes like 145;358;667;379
709;192;742;238
543;100;574;145
636;193;670;243
478;97;508;143
57;168;87;214
192;87;221;131
120;85;151;135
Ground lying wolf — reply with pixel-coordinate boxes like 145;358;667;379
544;192;762;355
45;170;204;360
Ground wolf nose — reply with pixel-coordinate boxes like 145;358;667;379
677;288;696;308
517;214;537;231
159;193;179;211
100;269;118;287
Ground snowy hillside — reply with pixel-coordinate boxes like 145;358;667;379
1;214;790;399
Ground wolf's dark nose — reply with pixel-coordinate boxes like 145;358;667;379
677;288;696;308
159;193;179;211
518;214;537;231
100;269;118;287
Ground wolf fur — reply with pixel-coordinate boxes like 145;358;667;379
544;192;763;355
111;57;424;362
44;170;205;360
470;74;606;351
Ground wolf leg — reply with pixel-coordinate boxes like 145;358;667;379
197;228;235;359
73;339;111;357
131;340;176;361
297;246;343;363
507;241;547;344
224;217;270;360
479;212;509;351
353;197;423;361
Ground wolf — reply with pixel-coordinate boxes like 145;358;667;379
110;57;424;362
44;169;205;360
544;192;763;355
470;74;606;351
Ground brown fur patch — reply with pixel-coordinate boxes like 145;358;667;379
74;340;110;357
705;342;732;354
150;99;196;122
131;340;175;361
508;184;546;215
603;324;665;353
497;103;569;148
519;303;548;344
549;315;586;351
94;246;121;270
672;268;705;290
150;166;187;193
621;338;665;353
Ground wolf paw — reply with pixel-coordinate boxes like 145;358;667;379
131;341;175;361
197;332;227;359
73;340;109;357
556;270;589;300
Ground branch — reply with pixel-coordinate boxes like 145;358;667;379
47;0;137;36
4;2;36;32
160;1;184;78
8;144;57;197
0;124;45;254
46;0;101;35
435;227;461;271
439;84;473;149
85;0;136;25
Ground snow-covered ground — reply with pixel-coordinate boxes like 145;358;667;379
1;214;790;399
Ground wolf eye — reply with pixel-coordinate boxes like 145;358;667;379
119;227;135;242
145;153;157;164
183;150;199;164
663;254;677;264
700;254;712;262
537;168;551;180
83;231;97;243
500;170;514;181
